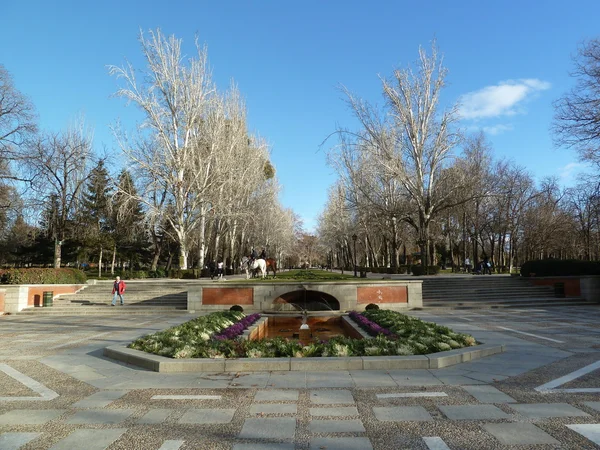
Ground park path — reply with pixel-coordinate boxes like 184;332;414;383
0;305;600;449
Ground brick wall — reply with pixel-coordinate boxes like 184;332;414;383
356;286;408;304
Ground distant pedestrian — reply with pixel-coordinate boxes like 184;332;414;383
208;260;216;280
464;257;472;273
111;276;126;306
217;261;224;279
483;256;492;275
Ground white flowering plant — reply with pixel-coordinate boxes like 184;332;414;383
359;309;478;354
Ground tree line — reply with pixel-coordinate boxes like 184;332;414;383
318;40;600;272
0;29;300;274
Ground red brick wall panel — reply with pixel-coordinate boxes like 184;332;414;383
202;287;254;305
530;279;581;297
28;285;85;307
357;286;408;304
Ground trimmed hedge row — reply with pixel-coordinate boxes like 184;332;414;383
0;268;87;285
521;259;600;277
410;265;440;276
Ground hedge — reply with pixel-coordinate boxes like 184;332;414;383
0;268;87;285
411;265;440;276
520;259;600;277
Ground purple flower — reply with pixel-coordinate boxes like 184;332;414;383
350;311;396;338
213;313;261;341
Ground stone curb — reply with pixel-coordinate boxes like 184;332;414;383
103;342;504;373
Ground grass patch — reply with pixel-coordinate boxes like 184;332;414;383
236;269;357;282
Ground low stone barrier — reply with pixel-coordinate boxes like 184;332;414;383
104;342;504;373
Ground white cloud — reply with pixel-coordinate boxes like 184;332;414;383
559;162;586;182
481;124;514;135
459;79;551;120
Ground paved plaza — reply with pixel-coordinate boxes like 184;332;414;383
0;305;599;449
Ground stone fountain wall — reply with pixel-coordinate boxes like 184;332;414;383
187;281;423;312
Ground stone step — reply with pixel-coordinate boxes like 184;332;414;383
423;292;558;300
16;305;188;315
424;297;591;309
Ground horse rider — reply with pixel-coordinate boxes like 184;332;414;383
250;247;258;263
259;247;266;260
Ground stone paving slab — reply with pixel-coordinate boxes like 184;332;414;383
462;385;516;403
178;408;236;424
482;423;561;445
373;406;433;421
309;437;373;449
437;404;510;420
72;389;129;408
254;390;299;402
309;389;354;404
249;404;297;414
0;409;66;425
583;401;600;412
566;424;600;446
238;418;296;441
233;443;295;450
309;419;366;433
509;402;591;418
0;432;41;450
49;429;128;450
66;409;136;424
422;436;452;450
310;406;359;416
137;408;173;424
158;440;184;450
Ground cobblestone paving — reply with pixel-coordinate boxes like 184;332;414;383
0;306;599;449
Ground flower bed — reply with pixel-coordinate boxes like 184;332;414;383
128;310;244;358
360;309;477;353
128;309;477;359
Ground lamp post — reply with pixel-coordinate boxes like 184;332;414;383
352;233;357;277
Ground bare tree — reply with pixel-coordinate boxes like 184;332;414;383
24;123;94;267
338;44;463;270
0;65;37;162
554;38;600;167
110;29;219;269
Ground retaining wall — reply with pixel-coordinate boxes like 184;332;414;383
188;281;423;312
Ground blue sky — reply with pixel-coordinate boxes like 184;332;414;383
2;1;599;231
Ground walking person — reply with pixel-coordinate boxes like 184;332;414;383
111;276;126;306
217;261;224;279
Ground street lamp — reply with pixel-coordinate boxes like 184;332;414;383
352;234;358;277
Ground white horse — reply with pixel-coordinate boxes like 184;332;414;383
241;256;267;279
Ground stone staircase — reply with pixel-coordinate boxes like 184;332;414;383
421;275;593;309
16;280;191;315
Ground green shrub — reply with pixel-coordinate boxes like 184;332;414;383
520;259;600;277
148;269;166;278
169;269;200;279
230;305;244;312
0;268;87;285
365;303;379;310
411;265;440;276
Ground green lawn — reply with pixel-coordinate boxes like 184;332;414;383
240;269;357;282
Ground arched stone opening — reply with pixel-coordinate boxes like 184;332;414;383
271;290;340;311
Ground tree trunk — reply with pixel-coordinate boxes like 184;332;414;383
98;246;103;278
197;208;207;269
111;245;116;275
179;243;189;270
54;237;62;269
